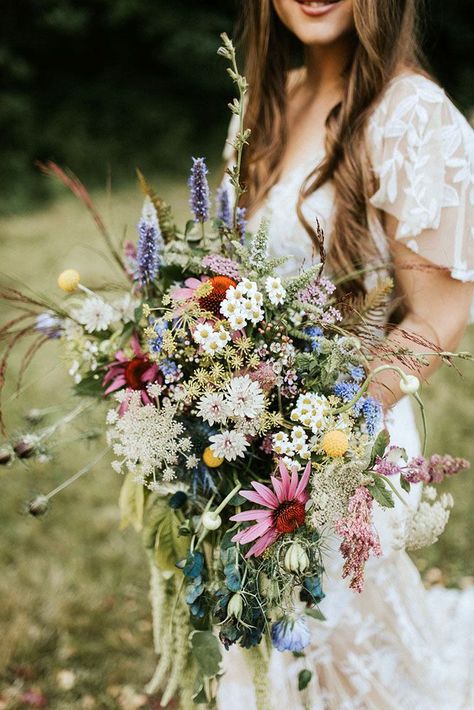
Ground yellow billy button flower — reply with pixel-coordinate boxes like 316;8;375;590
57;269;81;293
321;429;349;458
203;446;224;468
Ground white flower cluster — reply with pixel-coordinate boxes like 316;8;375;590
71;293;139;334
193;322;230;355
197;375;265;425
264;276;286;305
220;278;264;331
290;392;329;434
398;486;454;551
273;426;310;460
197;375;266;462
108;392;193;487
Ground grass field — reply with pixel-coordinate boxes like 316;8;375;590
0;179;473;709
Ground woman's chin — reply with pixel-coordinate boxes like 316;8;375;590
273;0;355;47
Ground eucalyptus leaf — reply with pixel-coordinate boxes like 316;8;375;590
305;608;326;622
369;429;390;467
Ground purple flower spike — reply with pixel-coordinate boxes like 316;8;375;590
216;185;232;228
136;197;163;285
189;157;210;223
236;206;247;242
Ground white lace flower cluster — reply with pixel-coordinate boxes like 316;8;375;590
220;278;264;331
193;322;230;355
71;294;138;334
108;391;193;487
310;459;369;528
196;375;266;462
290;392;329;433
397;486;454;551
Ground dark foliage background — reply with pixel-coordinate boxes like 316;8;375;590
1;0;472;213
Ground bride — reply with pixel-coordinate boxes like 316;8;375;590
217;1;474;708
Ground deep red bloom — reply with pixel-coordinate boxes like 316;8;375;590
103;334;160;412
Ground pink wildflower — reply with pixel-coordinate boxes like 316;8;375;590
334;486;382;593
230;460;311;558
427;454;469;483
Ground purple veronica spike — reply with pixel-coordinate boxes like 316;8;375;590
236;206;247;242
136;197;163;285
189;157;210;222
216;185;232;228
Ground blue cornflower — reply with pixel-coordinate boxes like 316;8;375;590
271;615;311;652
306;326;323;352
35;312;63;339
189;157;210;223
362;397;383;435
148;319;168;354
349;366;365;383
136;198;163;285
216;185;232;228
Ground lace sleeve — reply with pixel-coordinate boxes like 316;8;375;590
368;74;474;282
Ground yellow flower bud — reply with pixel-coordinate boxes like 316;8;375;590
321;429;349;458
57;269;81;293
203;446;224;468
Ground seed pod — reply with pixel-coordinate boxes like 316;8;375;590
14;439;36;459
227;593;243;620
27;495;49;517
284;542;310;574
399;374;420;394
0;448;12;465
201;511;222;531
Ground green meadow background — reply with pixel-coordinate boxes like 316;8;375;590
1;1;473;708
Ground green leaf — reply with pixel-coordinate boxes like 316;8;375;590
190;631;222;678
400;475;411;493
142;496;189;573
73;374;103;398
305;607;326;622
369;429;390;467
118;472;145;532
366;477;395;508
298;669;312;691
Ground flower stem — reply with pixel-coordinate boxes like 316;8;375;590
330;364;415;415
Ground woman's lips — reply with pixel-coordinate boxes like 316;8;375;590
295;0;342;18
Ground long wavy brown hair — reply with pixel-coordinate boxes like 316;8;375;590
238;0;427;292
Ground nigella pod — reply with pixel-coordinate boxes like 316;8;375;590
27;495;49;517
216;185;232;228
136;197;164;285
189;157;210;223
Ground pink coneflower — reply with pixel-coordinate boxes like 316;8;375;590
170;275;209;302
103;334;160;411
230;460;311;558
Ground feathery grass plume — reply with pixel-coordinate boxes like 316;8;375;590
341;276;394;328
136;169;177;242
189;157;211;223
136;197;163;285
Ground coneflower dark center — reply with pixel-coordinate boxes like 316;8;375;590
273;500;306;533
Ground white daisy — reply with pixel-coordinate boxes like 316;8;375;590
228;312;247;331
209;430;248;461
196;392;230;426
225;375;265;419
193;322;214;344
265;276;286;306
72;296;116;333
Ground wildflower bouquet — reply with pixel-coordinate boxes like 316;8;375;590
1;34;470;709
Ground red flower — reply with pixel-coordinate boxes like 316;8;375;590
199;275;236;318
103;334;160;411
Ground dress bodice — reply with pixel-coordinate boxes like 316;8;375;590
223;73;474;285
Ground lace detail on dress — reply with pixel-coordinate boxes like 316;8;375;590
368;73;474;282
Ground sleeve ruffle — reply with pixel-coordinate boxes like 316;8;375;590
368;74;474;282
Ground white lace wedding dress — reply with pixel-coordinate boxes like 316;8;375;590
216;73;474;709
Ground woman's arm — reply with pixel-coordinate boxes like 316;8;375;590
369;215;474;408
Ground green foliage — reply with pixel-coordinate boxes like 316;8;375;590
143;495;190;574
366;476;395;509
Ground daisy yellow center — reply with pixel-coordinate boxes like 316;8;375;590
199;275;237;317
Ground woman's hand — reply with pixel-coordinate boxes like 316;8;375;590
370;216;474;408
